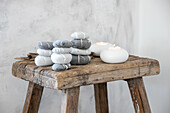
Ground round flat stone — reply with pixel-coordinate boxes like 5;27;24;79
71;55;91;65
52;47;71;54
71;32;89;39
37;49;52;57
52;64;71;71
51;53;72;64
72;39;91;49
53;40;73;48
71;48;91;55
35;56;53;66
38;42;54;50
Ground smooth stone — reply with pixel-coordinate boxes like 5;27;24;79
51;53;72;64
90;42;113;56
52;64;71;71
72;39;91;49
35;55;53;66
38;42;54;50
37;49;52;57
100;46;129;63
53;40;73;48
52;47;71;54
71;32;89;39
71;55;91;65
71;48;91;55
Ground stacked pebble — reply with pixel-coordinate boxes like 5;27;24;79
70;32;91;65
51;40;72;71
35;42;53;66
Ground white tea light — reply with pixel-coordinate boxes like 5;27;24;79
90;42;113;56
100;45;129;63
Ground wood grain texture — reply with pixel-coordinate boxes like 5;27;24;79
94;83;109;113
12;53;160;90
22;82;44;113
127;77;151;113
61;87;80;113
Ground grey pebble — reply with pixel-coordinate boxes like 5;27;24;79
72;39;91;49
38;42;54;50
71;55;91;65
52;64;71;71
53;40;73;48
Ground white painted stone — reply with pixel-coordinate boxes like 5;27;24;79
35;55;53;66
90;42;113;56
52;48;71;54
71;32;89;39
51;53;72;64
100;46;129;63
37;49;52;57
71;48;91;55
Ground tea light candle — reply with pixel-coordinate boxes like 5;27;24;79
100;45;129;63
90;42;113;56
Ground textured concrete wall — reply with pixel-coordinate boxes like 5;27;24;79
0;0;137;113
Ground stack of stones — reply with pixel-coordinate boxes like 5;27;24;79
35;42;53;66
70;32;91;65
51;40;73;71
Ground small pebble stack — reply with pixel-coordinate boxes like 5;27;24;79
70;32;91;65
51;40;72;71
35;42;53;66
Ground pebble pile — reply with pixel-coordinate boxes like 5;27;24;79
35;42;53;66
51;40;72;71
70;32;91;65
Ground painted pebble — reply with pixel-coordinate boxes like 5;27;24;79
71;32;89;39
52;47;71;54
72;39;91;49
37;49;52;57
52;64;71;71
38;42;54;50
35;56;53;66
53;40;73;48
71;55;91;65
71;48;91;55
51;53;72;64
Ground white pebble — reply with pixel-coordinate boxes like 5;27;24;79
52;48;71;54
35;55;53;66
71;48;91;55
37;49;52;57
51;53;72;64
71;32;89;39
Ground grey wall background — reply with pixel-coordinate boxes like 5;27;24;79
0;0;169;113
137;0;170;113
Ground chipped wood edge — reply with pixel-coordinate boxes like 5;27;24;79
12;62;59;90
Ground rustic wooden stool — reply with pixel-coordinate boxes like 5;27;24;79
12;53;160;113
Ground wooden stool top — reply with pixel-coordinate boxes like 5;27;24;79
12;53;160;90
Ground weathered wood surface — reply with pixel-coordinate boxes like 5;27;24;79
94;83;109;113
22;82;44;113
61;87;80;113
127;77;151;113
12;53;160;90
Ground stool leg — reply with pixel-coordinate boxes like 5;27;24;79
61;87;80;113
127;77;151;113
22;82;44;113
94;83;109;113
